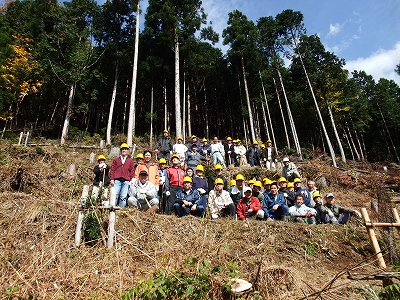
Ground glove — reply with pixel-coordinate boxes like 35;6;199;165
354;210;362;218
283;193;288;198
203;150;207;154
328;210;334;218
263;158;266;161
306;212;313;217
159;176;165;185
211;213;219;219
228;151;231;154
99;162;106;169
165;191;171;197
197;188;206;195
130;178;137;184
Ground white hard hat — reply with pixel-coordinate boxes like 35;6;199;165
283;157;290;162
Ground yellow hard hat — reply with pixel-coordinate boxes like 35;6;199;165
278;177;287;183
261;144;265;148
254;180;262;188
163;129;169;133
226;137;232;141
313;192;321;198
248;179;255;185
159;158;167;164
196;165;204;172
191;135;197;139
229;179;236;187
293;178;302;183
136;153;144;159
171;153;180;160
97;154;106;161
253;140;258;145
120;143;129;149
177;136;183;141
215;178;224;185
214;163;223;170
236;174;245;181
287;182;294;188
202;138;207;142
267;139;272;143
183;176;192;183
263;178;272;185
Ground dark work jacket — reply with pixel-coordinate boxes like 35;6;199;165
93;165;110;186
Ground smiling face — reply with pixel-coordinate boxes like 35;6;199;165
295;194;304;206
183;181;192;190
244;190;252;199
270;184;278;196
236;179;244;189
139;174;148;184
326;196;335;205
144;151;152;162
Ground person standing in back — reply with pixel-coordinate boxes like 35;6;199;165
110;143;135;208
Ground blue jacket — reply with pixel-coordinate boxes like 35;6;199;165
184;151;206;168
192;177;209;194
263;192;286;217
175;188;201;208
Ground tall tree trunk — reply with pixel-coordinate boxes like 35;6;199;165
1;103;12;139
241;55;255;141
150;84;154;148
326;101;346;163
163;79;168;131
174;31;182;138
346;124;360;160
344;131;355;160
127;1;140;146
377;102;400;163
277;67;302;159
203;86;209;138
354;127;365;160
60;83;75;145
122;79;128;134
106;60;118;146
182;72;186;140
259;71;278;155
187;84;192;137
260;99;270;139
273;78;290;148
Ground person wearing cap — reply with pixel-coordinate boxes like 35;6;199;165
184;143;207;171
208;163;228;191
312;192;327;224
234;139;248;166
236;186;264;221
224;137;236;166
173;176;203;217
192;165;209;217
158;158;168;213
247;141;261;167
155;130;173;160
209;136;226;168
128;170;159;211
262;182;289;221
208;178;236;219
93;154;110;188
188;135;201;150
282;157;300;182
277;177;295;207
230;174;246;206
164;154;185;214
287;182;295;192
263;140;276;170
288;193;317;224
134;150;160;191
110;143;135;208
252;180;264;203
199;138;211;158
321;193;362;224
294;178;313;207
173;136;188;166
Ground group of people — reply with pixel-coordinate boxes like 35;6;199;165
92;137;361;225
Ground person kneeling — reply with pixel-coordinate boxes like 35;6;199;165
173;176;204;217
128;170;159;211
289;193;317;224
208;178;236;219
237;186;264;221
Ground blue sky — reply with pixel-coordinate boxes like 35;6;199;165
109;0;400;84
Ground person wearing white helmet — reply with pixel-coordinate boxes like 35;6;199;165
236;186;265;221
321;193;362;224
282;157;301;182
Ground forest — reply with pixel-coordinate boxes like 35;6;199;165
1;0;400;163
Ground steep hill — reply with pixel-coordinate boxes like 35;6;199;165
0;141;399;299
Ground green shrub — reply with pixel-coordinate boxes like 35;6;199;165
35;146;45;155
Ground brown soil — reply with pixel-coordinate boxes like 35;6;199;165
0;141;399;299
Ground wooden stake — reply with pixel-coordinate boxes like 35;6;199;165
107;186;116;249
361;208;386;269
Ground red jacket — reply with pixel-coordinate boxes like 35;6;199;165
236;196;262;221
110;156;135;181
165;167;185;189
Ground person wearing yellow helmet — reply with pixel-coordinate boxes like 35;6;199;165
135;152;144;165
188;135;201;150
252;180;264;203
110;143;135;207
173;175;203;217
164;154;185;215
229;179;236;187
93;154;110;188
158;157;168;213
230;173;246;206
172;136;188;166
224;137;237;166
247;141;261;167
199;138;211;158
287;182;295;192
184;143;207;171
208;178;236;219
210;136;226;168
192;165;209;217
208;163;228;191
262;182;289;221
277;176;295;207
155;130;173;160
262;178;272;193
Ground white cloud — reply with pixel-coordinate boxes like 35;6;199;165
328;23;342;36
345;42;400;85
